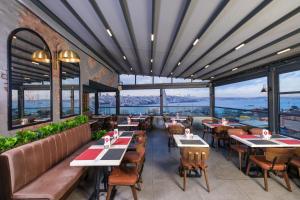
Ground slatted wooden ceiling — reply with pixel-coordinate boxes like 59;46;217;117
25;0;300;81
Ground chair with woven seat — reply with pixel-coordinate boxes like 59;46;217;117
212;125;230;150
179;147;210;192
249;128;263;135
227;129;249;170
167;124;185;151
106;166;139;200
246;148;295;192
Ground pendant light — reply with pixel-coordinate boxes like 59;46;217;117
260;84;267;93
32;50;51;63
58;50;80;63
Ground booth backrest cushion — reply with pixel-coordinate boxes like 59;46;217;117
0;123;91;198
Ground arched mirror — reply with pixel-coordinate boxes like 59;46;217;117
8;29;52;129
60;62;80;118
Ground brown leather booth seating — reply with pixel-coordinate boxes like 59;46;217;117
0;123;93;200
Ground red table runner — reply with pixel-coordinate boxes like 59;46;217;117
113;138;131;145
75;148;103;160
238;135;258;139
276;139;300;145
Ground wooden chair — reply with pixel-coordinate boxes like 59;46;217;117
249;128;263;135
167;124;185;150
212;126;230;150
290;147;300;177
106;166;139;200
201;118;219;139
227;129;249;170
246;148;295;192
179;147;210;192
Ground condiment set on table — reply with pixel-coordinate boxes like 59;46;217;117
184;128;193;138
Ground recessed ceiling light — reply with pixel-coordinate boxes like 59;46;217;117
204;65;210;69
123;56;126;60
24;77;30;80
62;71;67;74
151;34;154;42
130;67;133;71
31;61;39;65
177;62;181;66
235;43;245;50
13;36;17;39
277;48;291;55
150;69;153;73
150;59;153;63
232;67;238;71
211;76;214;79
171;72;173;75
191;74;194;77
193;38;199;46
106;29;112;37
44;74;49;77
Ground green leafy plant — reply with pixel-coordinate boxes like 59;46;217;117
0;115;89;153
92;130;107;140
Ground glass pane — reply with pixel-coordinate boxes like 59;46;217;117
88;93;95;114
192;79;203;82
119;74;135;85
136;75;153;84
61;62;80;117
99;92;116;115
172;78;191;83
10;29;52;128
154;76;171;83
163;88;209;116
215;77;268;110
120;89;160;115
279;70;300;92
214;107;268;128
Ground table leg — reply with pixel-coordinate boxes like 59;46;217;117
89;167;102;200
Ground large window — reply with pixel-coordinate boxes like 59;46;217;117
154;76;171;84
60;62;80;118
8;29;52;129
163;88;209;116
279;70;300;138
215;77;268;128
136;75;153;84
120;89;160;115
88;93;95;114
119;74;135;85
99;92;116;115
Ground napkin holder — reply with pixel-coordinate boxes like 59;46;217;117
262;129;271;140
113;128;119;139
104;136;111;149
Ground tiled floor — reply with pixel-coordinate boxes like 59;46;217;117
68;129;300;200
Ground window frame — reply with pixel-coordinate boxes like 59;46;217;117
7;28;53;130
59;61;81;119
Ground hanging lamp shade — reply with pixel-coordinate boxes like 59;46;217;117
260;85;267;93
58;50;80;63
32;50;50;63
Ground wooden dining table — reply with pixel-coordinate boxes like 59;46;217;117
173;134;209;148
70;132;133;200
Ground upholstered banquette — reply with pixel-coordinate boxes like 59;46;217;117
0;123;93;200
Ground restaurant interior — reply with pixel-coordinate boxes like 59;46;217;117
0;0;300;200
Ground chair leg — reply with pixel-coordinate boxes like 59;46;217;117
283;171;292;192
106;185;113;200
203;168;210;192
238;152;242;171
227;147;232;161
131;185;138;200
246;161;252;175
183;169;186;191
263;170;269;191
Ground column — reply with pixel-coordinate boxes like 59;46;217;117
116;91;120;115
268;67;279;133
160;89;163;115
95;92;99;115
209;83;215;118
18;87;24;118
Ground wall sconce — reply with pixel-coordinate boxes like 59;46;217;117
261;84;272;93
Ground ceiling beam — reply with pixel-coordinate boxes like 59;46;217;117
60;0;128;74
88;0;137;74
191;6;300;79
206;43;300;80
158;0;191;76
200;28;300;79
165;0;230;78
119;0;145;74
175;0;272;78
29;0;119;74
